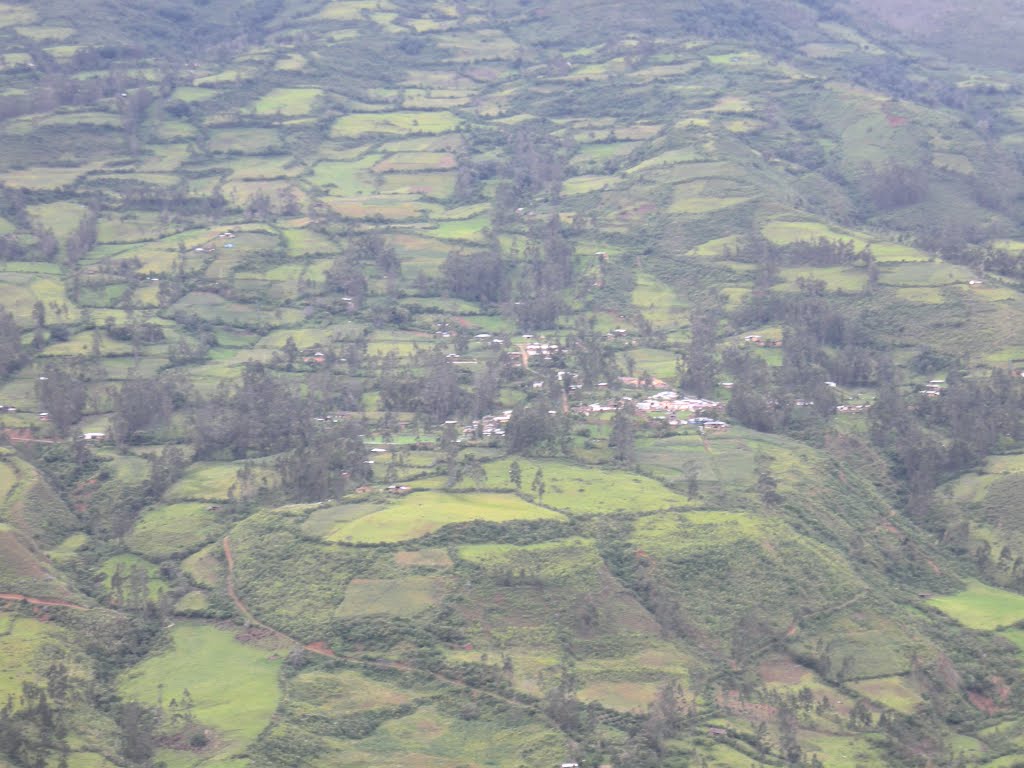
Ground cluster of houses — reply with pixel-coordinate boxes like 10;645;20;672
574;391;730;431
462;410;512;438
836;403;870;414
507;338;562;365
632;391;721;414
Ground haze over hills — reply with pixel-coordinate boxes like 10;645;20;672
3;1;1024;766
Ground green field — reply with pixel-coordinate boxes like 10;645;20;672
327;491;564;543
336;575;444;617
120;623;281;763
2;0;1024;765
444;457;691;515
0;616;61;700
125;502;224;561
331;110;461;138
930;580;1024;630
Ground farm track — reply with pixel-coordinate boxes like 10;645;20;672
0;592;87;610
220;537;555;717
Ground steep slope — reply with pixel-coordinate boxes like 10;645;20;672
1;0;1024;766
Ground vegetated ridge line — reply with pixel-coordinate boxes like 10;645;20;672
220;536;554;715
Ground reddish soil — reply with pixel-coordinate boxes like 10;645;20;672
759;656;810;685
0;593;86;610
968;691;1000;715
991;676;1011;702
2;429;56;444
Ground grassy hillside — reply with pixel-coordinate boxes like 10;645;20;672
2;0;1024;766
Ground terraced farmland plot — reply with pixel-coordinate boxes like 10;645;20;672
327;491;564;543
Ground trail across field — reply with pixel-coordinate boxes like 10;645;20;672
221;537;557;715
0;593;87;610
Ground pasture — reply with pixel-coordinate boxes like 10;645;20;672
0;616;60;700
125;502;224;561
331;110;460;138
336;575;444;617
929;580;1024;630
326;491;565;543
120;622;281;763
448;457;691;515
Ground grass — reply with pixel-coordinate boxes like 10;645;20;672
880;262;973;287
326;491;564;544
0;616;60;700
120;622;281;762
310;157;378;192
330;110;460;138
577;679;661;712
251;87;323;116
325;195;441;220
345;704;563;767
181;543;224;589
375;152;458;172
98;554;168;601
125;502;224;561
0;526;71;599
336;575;443;617
48;532;89;562
164;463;249;502
301;501;386;538
929;579;1024;630
173;591;210;614
287;668;415;717
207;128;281;154
849;675;923;714
394;548;453;569
669;188;752;214
378;170;456;197
430;214;490;241
629;510;865;642
444;457;691;515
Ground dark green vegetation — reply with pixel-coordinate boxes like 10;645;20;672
3;0;1024;766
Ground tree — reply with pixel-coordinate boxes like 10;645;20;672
418;352;466;423
442;248;506;303
509;460;522;490
147;445;186;498
681;303;720;398
111;377;174;446
683;460;699;500
353;231;400;277
506;398;568;455
531;467;545;502
37;364;87;436
117;702;156;763
0;307;25;377
324;254;368;309
610;401;637;464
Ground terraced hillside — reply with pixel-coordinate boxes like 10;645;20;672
2;0;1024;766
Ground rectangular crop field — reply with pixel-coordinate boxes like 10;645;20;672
929;580;1024;630
326;491;564;544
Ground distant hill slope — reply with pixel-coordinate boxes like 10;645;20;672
1;0;1024;766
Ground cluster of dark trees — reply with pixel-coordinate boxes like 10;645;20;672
0;308;26;378
871;369;1024;520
